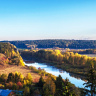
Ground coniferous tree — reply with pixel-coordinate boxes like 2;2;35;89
55;75;64;96
83;61;96;96
37;76;45;88
43;77;56;96
35;76;45;95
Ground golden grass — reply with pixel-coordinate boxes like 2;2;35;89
0;65;42;82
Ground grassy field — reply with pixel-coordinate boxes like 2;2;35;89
0;65;48;83
80;54;96;57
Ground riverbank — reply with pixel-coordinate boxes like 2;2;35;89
25;62;86;88
21;50;94;80
24;59;87;80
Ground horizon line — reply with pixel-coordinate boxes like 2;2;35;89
0;39;96;41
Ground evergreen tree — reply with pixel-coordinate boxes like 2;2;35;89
83;61;96;96
55;75;64;96
43;77;56;96
55;76;80;96
7;73;15;82
35;76;45;95
37;76;45;88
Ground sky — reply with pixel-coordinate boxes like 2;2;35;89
0;0;96;40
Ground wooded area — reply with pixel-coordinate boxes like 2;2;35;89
1;40;96;49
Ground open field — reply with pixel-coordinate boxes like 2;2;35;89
80;54;96;57
0;65;45;82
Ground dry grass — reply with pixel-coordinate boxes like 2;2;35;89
0;65;43;82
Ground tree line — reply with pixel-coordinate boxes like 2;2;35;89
1;39;96;49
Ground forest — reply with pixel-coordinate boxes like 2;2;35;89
1;39;96;49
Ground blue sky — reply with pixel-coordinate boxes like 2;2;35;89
0;0;96;40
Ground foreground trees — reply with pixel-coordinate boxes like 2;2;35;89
34;75;80;96
83;62;96;96
0;71;82;96
43;77;56;96
55;75;64;96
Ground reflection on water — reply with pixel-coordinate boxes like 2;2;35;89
25;62;85;88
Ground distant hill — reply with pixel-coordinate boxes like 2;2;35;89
1;40;96;49
0;42;24;66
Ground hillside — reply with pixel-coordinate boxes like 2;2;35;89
0;42;43;83
0;42;24;66
0;53;9;68
0;43;46;83
1;40;96;49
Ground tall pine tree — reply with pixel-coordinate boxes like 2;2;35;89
83;61;96;96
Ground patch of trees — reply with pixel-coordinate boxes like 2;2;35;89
1;39;96;49
21;49;96;66
82;61;96;96
0;42;24;66
0;72;81;96
0;72;32;95
78;49;96;54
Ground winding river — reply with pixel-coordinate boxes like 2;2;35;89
25;62;85;88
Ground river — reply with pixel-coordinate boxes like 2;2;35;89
25;62;85;88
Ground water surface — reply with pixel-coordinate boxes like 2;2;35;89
25;62;85;88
